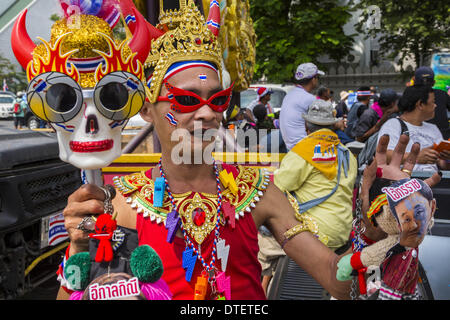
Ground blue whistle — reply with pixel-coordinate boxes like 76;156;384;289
153;177;166;207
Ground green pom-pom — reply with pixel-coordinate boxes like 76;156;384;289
64;252;91;290
336;254;353;282
130;245;163;283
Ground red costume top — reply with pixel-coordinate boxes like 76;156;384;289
114;164;269;300
381;248;419;294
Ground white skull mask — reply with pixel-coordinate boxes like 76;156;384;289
27;71;146;170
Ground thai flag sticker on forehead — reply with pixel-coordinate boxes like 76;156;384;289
164;61;218;81
199;74;207;81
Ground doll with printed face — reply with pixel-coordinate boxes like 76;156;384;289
337;175;437;300
335;133;442;300
378;178;436;299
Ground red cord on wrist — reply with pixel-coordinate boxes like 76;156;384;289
350;251;365;270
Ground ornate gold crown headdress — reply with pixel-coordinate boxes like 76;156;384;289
144;0;223;103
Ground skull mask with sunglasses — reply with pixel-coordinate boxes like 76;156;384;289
11;0;152;170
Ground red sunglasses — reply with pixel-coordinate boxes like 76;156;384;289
157;81;234;113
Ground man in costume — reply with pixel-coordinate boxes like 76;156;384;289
274;99;356;252
55;0;353;300
53;0;424;300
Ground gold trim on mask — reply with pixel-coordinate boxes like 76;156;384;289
28;14;140;89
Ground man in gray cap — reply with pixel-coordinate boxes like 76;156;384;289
275;99;357;252
279;62;325;150
415;66;450;139
353;88;400;142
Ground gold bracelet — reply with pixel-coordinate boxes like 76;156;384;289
284;223;310;239
281;223;311;249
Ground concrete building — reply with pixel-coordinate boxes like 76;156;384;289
317;1;416;96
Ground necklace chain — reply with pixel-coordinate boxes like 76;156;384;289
157;159;223;280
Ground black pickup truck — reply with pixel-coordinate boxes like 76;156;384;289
0;127;81;299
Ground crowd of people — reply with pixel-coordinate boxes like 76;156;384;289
231;62;450;295
225;63;450;176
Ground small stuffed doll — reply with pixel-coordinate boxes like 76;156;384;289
64;245;172;300
89;214;117;262
337;178;436;300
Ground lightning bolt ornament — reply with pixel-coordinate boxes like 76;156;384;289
182;247;197;282
222;201;236;229
219;169;238;195
216;238;230;272
216;271;231;300
165;210;180;243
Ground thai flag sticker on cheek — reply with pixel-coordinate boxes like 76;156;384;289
165;112;178;126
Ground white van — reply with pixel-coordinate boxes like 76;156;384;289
0;92;16;119
240;84;294;114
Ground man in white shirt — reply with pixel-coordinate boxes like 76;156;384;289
377;85;450;172
279;63;324;150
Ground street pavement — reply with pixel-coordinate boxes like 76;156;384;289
0;118;16;130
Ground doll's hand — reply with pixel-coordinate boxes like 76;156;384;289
375;134;419;181
375;134;441;187
336;254;353;281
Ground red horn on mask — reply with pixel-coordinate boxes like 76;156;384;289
206;0;221;37
11;9;37;70
127;8;153;66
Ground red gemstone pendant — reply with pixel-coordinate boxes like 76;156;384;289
192;208;206;226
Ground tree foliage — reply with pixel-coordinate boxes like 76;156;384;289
0;53;27;93
354;0;450;69
249;0;355;83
